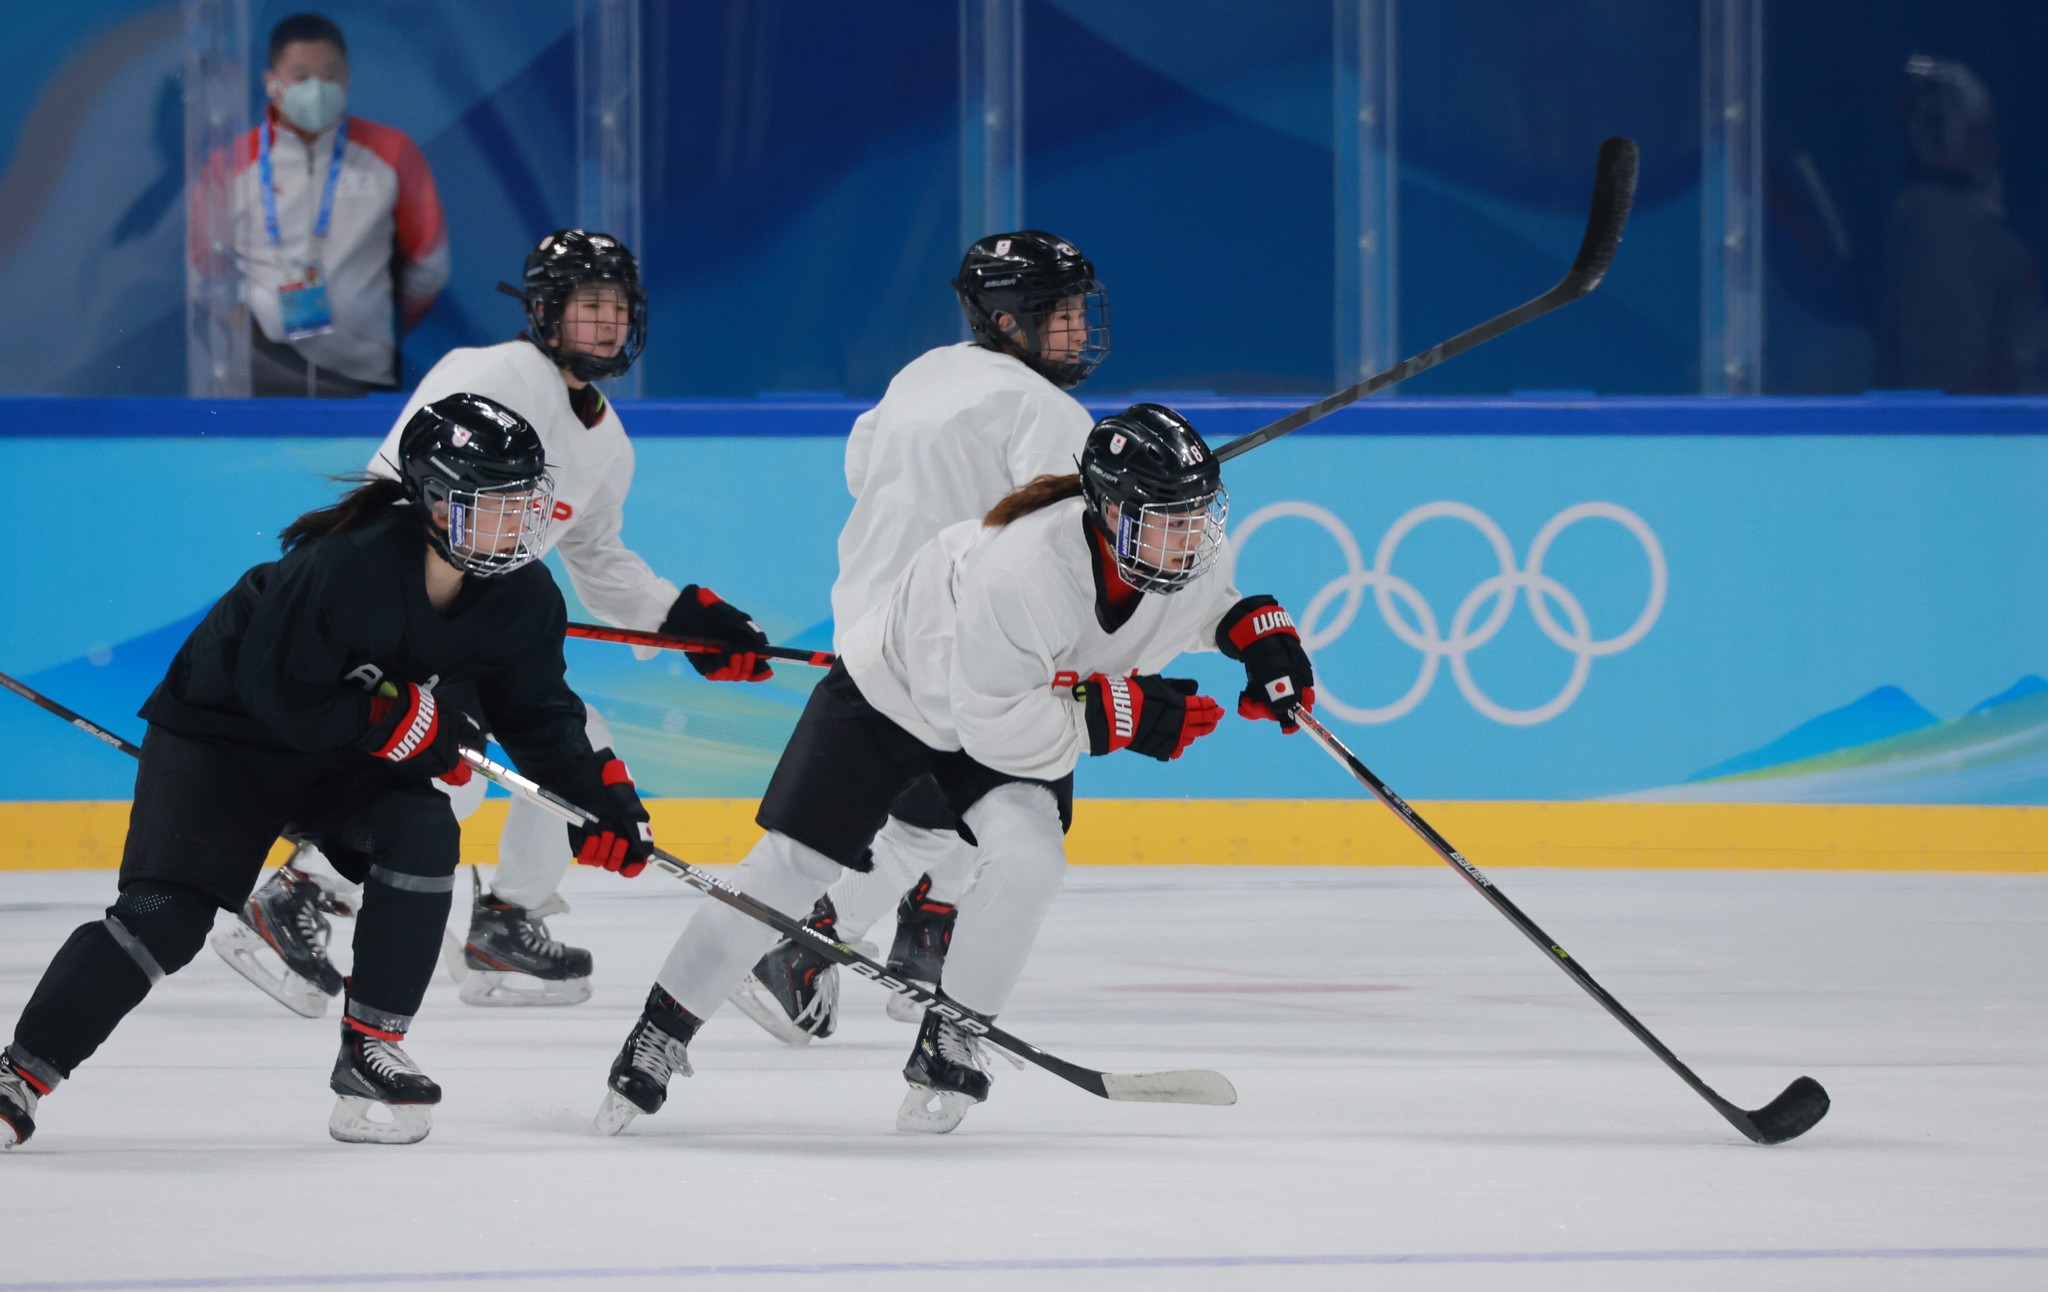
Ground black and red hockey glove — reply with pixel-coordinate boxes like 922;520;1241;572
566;747;655;877
1076;673;1224;761
660;585;775;683
359;682;476;785
1216;595;1315;733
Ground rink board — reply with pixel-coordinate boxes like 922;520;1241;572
4;798;2043;872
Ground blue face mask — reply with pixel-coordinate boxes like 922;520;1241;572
277;77;346;134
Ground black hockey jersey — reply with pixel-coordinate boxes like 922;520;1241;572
141;507;593;787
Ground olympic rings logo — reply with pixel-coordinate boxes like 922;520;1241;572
1228;501;1666;726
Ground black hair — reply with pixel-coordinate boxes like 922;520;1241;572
278;476;405;552
268;13;347;68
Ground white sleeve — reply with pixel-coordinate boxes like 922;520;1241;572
1005;388;1090;487
844;406;879;499
551;435;681;631
1187;555;1244;657
950;562;1089;781
367;349;534;478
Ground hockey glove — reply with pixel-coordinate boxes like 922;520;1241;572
660;585;775;683
360;683;476;785
565;748;655;877
1077;673;1224;761
1216;595;1316;733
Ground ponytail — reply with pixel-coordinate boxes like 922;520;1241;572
278;476;409;553
984;473;1083;527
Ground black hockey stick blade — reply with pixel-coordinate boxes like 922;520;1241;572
1292;709;1826;1145
1214;135;1639;464
459;748;1238;1108
1560;135;1639;296
1723;1075;1831;1145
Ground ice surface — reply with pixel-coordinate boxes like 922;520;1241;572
2;865;2044;1290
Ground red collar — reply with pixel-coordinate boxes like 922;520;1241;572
1087;517;1143;630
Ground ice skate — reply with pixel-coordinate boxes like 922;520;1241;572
328;1011;441;1145
729;895;871;1045
0;1047;55;1149
210;853;350;1018
897;1006;994;1134
883;874;958;1024
460;883;593;1007
595;985;701;1135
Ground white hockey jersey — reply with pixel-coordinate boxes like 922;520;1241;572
840;497;1239;782
831;343;1094;647
370;340;679;632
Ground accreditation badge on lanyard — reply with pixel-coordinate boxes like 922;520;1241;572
261;118;348;340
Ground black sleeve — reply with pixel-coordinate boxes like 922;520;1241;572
231;546;384;752
479;576;600;796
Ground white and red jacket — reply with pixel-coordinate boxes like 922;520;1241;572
832;343;1094;648
198;107;450;385
369;341;679;633
840;498;1239;782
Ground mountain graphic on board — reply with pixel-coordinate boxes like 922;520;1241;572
1685;685;1938;782
1621;675;2048;806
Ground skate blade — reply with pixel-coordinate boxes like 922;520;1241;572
457;970;593;1008
210;924;332;1019
593;1090;641;1137
884;980;934;1024
727;975;826;1047
896;1083;979;1134
438;929;470;984
328;1095;432;1145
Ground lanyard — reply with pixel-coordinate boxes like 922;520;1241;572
258;115;348;250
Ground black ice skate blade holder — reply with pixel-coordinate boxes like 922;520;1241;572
458;747;1237;1108
1293;710;1828;1146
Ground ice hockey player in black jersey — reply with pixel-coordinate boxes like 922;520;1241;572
220;230;776;1016
0;393;655;1150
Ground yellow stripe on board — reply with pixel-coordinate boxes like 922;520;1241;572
3;799;2044;873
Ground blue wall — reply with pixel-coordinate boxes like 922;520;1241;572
5;395;2045;807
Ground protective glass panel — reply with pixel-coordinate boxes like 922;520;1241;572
1764;5;2048;393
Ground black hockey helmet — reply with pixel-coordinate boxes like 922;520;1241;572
397;392;556;577
1077;403;1228;593
505;229;648;383
954;230;1109;388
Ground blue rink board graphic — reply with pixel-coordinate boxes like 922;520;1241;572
3;399;2045;805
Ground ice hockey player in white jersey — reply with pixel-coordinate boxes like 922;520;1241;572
211;230;776;1014
597;404;1317;1135
730;231;1109;1046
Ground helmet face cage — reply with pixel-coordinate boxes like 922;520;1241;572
1021;280;1111;388
422;471;557;578
955;232;1111;389
522;232;648;383
1106;486;1230;594
959;279;1111;389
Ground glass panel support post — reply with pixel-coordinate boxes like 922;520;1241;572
1334;0;1397;389
1701;0;1763;393
182;0;251;398
959;0;1023;293
577;0;645;396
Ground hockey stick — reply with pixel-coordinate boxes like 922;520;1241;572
1291;708;1828;1145
1;670;144;758
458;746;1237;1107
566;622;836;668
1213;136;1640;465
3;671;473;987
